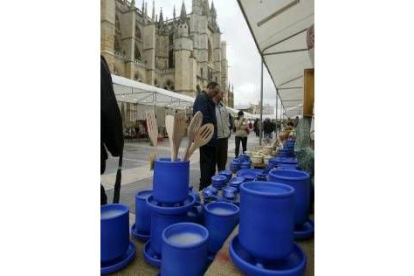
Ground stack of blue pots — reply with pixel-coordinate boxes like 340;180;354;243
230;159;241;173
211;174;228;190
131;190;152;242
101;204;137;275
229;176;245;193
219;170;233;182
143;158;196;268
229;181;307;275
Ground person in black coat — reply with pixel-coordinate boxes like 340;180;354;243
193;82;220;191
101;56;124;205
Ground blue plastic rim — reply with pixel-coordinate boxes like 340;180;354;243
211;174;227;184
229;235;307;276
269;169;310;226
229;177;245;186
153;158;190;204
162;222;209;249
146;194;196;215
101;241;137;275
239;181;295;261
161;223;209;276
101;204;130;264
135;190;152;235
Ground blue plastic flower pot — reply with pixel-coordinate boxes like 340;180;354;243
219;170;233;182
239;182;295;261
269;157;299;167
153;158;190;204
223;186;238;195
211;175;227;187
149;212;189;256
134;190;152;236
230;160;241;173
269;169;311;226
161;223;209;276
204;202;239;254
101;204;130;264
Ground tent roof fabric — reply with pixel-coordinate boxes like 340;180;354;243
111;75;256;118
237;0;314;117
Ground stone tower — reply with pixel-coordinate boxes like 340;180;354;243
174;2;197;97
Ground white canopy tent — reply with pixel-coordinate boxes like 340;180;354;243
237;0;314;143
111;75;255;118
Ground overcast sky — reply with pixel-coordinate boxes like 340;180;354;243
139;0;281;114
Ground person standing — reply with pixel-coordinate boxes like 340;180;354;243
193;82;220;191
263;118;273;144
234;111;248;157
253;118;260;137
213;90;231;172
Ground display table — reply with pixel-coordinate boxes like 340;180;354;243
107;214;314;275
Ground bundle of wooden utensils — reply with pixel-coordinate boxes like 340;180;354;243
145;111;214;170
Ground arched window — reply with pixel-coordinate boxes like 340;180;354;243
134;44;141;61
133;73;140;80
135;25;141;39
168;49;174;68
114;15;122;53
208;39;213;63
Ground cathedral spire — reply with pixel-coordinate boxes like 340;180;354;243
210;0;216;16
173;5;176;20
141;0;145;15
180;1;187;23
152;0;155;21
130;0;135;11
159;8;164;28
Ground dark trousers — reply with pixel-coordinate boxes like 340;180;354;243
235;136;247;157
215;138;228;172
101;184;107;205
199;145;216;191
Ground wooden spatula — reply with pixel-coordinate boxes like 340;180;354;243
165;115;175;160
184;123;215;160
145;110;158;170
183;111;203;160
172;112;186;161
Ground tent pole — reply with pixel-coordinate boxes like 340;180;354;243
259;56;264;146
275;90;278;139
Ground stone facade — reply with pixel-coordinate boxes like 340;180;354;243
101;0;234;107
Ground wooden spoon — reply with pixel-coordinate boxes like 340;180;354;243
183;111;203;161
165;115;175;160
172;112;186;161
145;110;158;170
185;123;215;160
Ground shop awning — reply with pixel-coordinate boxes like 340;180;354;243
111;75;255;118
237;0;314;117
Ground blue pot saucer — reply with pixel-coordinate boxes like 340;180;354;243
147;194;196;215
131;223;150;242
294;219;314;240
143;240;162;268
101;241;136;275
229;235;306;276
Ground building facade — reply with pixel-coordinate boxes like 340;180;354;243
101;0;234;107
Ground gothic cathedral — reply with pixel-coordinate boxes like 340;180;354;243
101;0;234;107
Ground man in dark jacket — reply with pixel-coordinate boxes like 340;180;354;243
101;56;124;205
193;82;220;191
